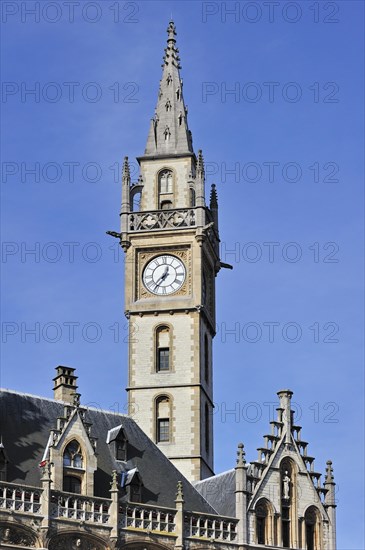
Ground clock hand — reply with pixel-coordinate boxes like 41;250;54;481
161;266;169;280
154;267;169;289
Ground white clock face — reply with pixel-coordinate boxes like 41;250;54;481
143;255;186;295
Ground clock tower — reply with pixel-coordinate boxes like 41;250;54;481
114;21;223;482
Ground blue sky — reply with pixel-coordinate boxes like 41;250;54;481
1;1;364;546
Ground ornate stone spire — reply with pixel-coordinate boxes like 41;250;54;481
324;459;337;549
144;21;194;157
210;184;218;210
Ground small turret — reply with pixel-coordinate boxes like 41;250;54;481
120;156;131;237
235;442;248;545
324;460;337;550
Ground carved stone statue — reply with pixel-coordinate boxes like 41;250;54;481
283;470;290;499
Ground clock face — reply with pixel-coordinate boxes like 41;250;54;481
143;255;186;295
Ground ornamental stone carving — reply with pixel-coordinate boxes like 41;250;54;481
49;534;106;550
129;209;195;232
0;525;37;547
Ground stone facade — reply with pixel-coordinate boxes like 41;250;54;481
0;386;336;550
0;20;336;550
119;21;219;482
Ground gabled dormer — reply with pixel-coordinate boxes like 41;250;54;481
121;467;143;503
106;425;128;462
43;368;98;496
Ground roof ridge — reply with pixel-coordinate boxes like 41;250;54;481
193;468;235;485
0;388;127;417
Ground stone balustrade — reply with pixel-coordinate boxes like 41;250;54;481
0;482;239;545
0;482;42;515
184;511;238;542
119;502;176;534
128;208;196;232
50;490;111;524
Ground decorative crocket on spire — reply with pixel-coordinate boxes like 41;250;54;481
144;21;194;157
197;149;205;178
122;156;131;183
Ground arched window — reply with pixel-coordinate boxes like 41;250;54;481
63;440;84;494
132;191;142;212
159;170;173;194
256;502;267;544
156;396;171;443
130;182;143;213
63;440;83;468
158;170;173;209
305;506;321;550
255;499;274;545
156;326;170;372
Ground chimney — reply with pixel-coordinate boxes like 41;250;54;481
53;366;78;404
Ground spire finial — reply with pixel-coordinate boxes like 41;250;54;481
110;470;119;491
167;20;176;42
122;156;130;181
41;460;52;482
325;460;335;483
72;392;81;408
236;442;246;466
176;480;184;501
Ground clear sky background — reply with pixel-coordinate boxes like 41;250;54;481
1;1;364;547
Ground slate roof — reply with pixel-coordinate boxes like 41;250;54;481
194;469;236;517
0;389;217;514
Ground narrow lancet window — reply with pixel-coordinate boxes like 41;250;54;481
156;326;170;371
156;396;171;443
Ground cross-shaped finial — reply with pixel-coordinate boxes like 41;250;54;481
237;442;246;466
